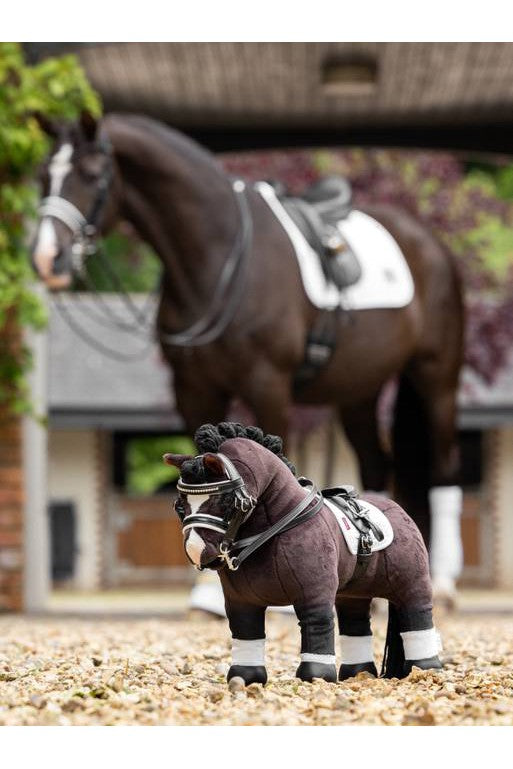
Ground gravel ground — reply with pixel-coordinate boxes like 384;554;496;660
1;611;513;726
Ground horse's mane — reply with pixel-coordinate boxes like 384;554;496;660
180;422;296;483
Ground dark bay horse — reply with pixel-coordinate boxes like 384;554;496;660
31;112;465;601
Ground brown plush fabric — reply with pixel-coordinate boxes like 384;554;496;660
193;438;432;617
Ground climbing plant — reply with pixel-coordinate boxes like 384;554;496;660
0;42;100;415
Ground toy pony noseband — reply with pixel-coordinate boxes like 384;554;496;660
174;453;324;571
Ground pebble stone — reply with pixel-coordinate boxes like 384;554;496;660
1;612;513;725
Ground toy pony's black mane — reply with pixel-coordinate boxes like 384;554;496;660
180;422;296;483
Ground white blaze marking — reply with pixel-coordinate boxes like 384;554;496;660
33;143;74;274
49;143;73;195
188;494;210;514
185;529;206;566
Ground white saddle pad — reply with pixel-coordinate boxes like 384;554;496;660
256;181;415;312
325;498;394;556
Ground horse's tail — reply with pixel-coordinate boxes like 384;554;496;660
381;603;405;678
392;373;431;545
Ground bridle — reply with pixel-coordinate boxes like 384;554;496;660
175;453;257;570
37;134;253;352
174;453;324;571
38;137;114;273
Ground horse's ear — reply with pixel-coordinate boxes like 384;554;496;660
31;111;59;138
202;453;227;479
163;453;193;468
80;110;98;142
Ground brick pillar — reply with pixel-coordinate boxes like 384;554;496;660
0;319;25;611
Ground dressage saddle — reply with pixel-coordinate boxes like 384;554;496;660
274;175;362;291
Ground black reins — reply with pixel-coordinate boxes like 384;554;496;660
158;179;253;348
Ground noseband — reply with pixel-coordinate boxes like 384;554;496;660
38;138;113;269
174;453;324;571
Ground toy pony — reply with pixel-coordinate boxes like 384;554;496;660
164;422;442;685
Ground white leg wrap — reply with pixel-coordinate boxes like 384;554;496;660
429;486;463;583
339;635;374;665
300;653;336;665
232;638;265;666
401;628;442;660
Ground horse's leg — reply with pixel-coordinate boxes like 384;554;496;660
339;396;390;493
401;362;462;602
173;377;230;436
225;603;268;686
173;378;232;616
294;603;337;683
240;363;291;440
335;597;377;680
396;604;443;677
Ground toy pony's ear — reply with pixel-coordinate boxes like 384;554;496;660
202;453;227;479
163;453;193;468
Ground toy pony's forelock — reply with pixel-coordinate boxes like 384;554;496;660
194;422;297;476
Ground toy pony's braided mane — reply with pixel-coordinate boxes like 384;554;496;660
180;422;296;483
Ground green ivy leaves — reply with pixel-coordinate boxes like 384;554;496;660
0;42;100;415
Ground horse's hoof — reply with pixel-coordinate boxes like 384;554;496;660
295;661;337;683
403;656;443;676
338;661;378;681
432;578;458;612
227;665;267;686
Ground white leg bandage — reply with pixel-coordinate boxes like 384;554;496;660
429;486;463;583
300;653;336;665
339;635;374;665
401;628;442;660
232;638;265;666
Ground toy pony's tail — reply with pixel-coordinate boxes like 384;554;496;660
381;603;405;678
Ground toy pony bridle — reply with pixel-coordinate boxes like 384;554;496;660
175;453;257;570
174;453;324;571
38;138;113;271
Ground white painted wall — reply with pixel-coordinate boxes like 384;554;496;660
47;429;100;590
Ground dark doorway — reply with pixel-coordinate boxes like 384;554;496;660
49;502;77;582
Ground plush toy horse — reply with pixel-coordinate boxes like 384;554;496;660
164;422;442;685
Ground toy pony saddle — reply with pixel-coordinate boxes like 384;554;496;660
322;486;394;558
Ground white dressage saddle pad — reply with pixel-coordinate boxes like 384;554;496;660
324;498;394;556
256;181;415;312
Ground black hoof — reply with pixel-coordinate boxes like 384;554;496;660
227;665;268;685
339;661;378;681
296;661;337;683
403;656;443;676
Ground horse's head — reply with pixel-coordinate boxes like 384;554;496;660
31;111;119;290
164;449;258;571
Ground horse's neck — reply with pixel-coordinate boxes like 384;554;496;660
245;453;308;530
105;116;239;322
